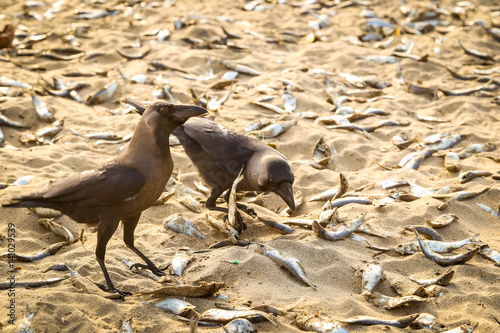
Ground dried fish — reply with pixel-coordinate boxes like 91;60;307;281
399;148;437;170
43;263;70;273
171;248;193;276
295;313;348;333
410;313;444;331
163;213;207;239
0;242;65;262
155;298;196;316
379;178;408;190
200;308;275;324
414;230;480;266
405;82;437;99
457;143;495;158
178;194;202;213
433;187;489;209
0;278;65;291
323;197;372;209
361;263;383;296
31;95;55;122
364;291;427;309
257;216;295;234
207;90;231;111
313;214;367;241
0;76;33;89
426;214;458;228
457;39;494;61
248;119;297;138
219;319;256;333
245;120;270;133
404;226;443;241
116;47;151;60
207;213;239;243
87;82;118;105
362;55;399;64
252;101;288;114
458;171;492;184
340;314;419;328
441;322;478;333
423;134;467;150
137;281;224;297
0;114;28;128
282;88;296;112
39;218;75;244
409;268;455;286
392;132;414;149
477;242;500;266
256;244;316;289
445;152;460;172
311;137;332;166
222;60;260;75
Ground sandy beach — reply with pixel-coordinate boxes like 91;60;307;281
1;0;500;332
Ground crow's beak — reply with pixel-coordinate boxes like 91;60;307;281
171;104;207;122
124;99;146;115
275;181;295;212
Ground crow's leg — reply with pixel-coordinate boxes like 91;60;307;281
122;214;166;276
95;217;131;297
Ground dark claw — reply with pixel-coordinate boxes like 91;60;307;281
96;283;132;298
130;262;167;276
129;263;149;270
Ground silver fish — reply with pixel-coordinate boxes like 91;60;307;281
31;95;55;122
245;120;270;133
323;197;372;209
457;39;494;61
116;47;151;60
445;152;460;172
220;319;256;333
340;314;418;328
295;313;348;333
457;143;495;158
478;242;500;266
409;268;455;286
119;319;133;333
256;244;316;289
311;137;332;166
414;230;480;266
121;257;160;281
178;194;202;213
410;313;444;331
200;308;275;324
400;148;437;170
364;291;427;309
39;218;75;244
227;170;244;231
379;178;408;190
308;188;340;202
222;60;260;75
163;213;207;239
0;76;32;89
392;132;414;149
397;234;479;254
362;55;399;64
207;213;239;243
441;322;478;333
0;242;65;262
422;134;467;150
426;214;458;228
433;187;489;209
361;263;383;296
155;298;196;316
252;100;288;114
207;90;231;111
257;216;295;234
171;248;193;276
193;181;211;197
458;170;492;184
87;82;118;105
404;226;443;241
16;306;37;333
282;88;296;112
0;114;28;128
249;119;297;138
313;214;367;241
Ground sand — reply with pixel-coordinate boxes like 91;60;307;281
0;0;499;332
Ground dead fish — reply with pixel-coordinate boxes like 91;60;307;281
245;120;270;133
69;129;122;141
361;263;383;296
31;95;55;122
364;291;427;309
222;60;260;75
282;88;296;112
311;137;332;166
323;197;372;209
155;298;196;316
476;203;499;217
178;194;202;213
119;318;133;333
162;213;207;239
405;82;437;99
171;248;193;276
426;214;458;228
441;322;478;333
87;82;118;105
199;308;275;324
256;244;316;289
121;257;160;281
252;101;288;114
16;306;38;333
33;119;64;143
257;216;295;234
39;218;75;244
424;134;467;150
399;148;437;170
362;55;399;64
248;119;297;138
410;313;444;331
392;132;414;149
457;143;495;158
207;213;240;243
308;188;340;202
404;226;443;241
116;47;151;60
193;181;211;197
0;242;65;262
477;242;500;266
280;218;317;229
0;278;65;291
345;108;390;121
458;171;492;184
207;90;231;111
42;263;70;272
414;230;480;266
433;187;489;209
399;234;479;254
445;152;460;172
409;268;455;286
457;39;494;61
379;178;409;190
313;214;367;241
219;319;256;333
439;84;493;96
0;114;28;128
340;314;419;328
295;313;348;333
0;76;33;89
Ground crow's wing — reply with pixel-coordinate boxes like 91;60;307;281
42;163;146;206
179;118;256;174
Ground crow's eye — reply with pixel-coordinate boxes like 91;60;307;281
159;105;170;114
